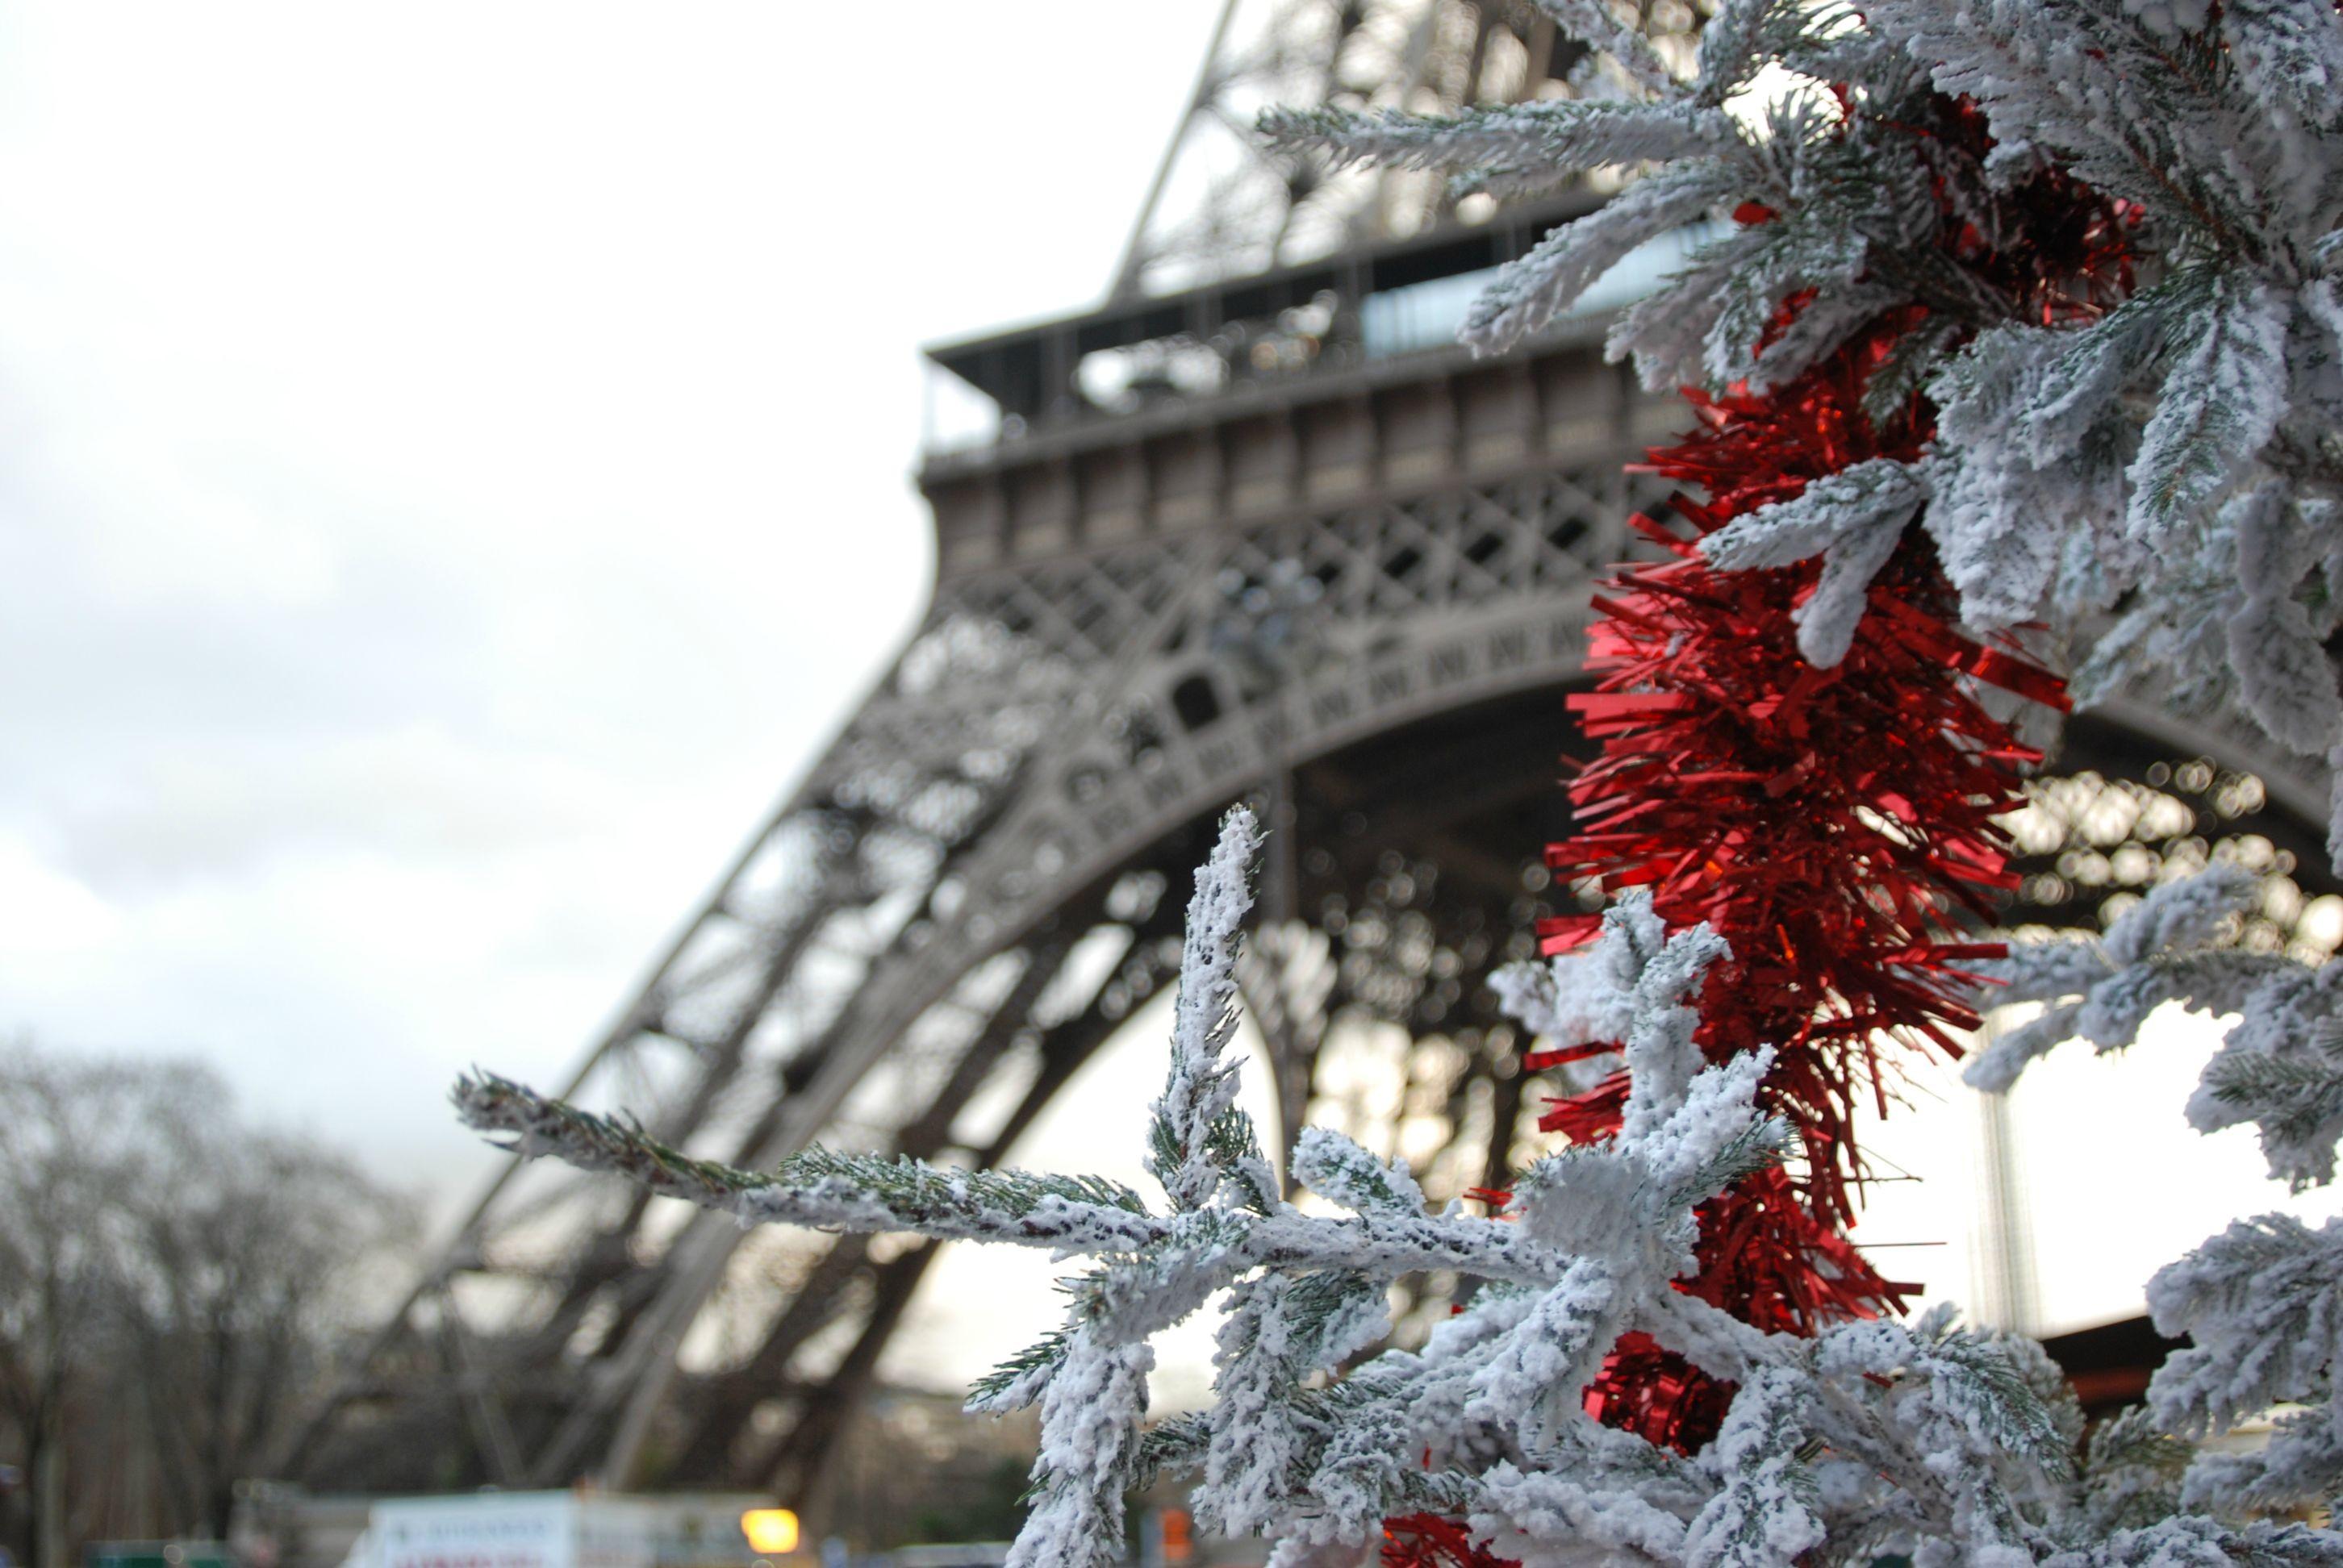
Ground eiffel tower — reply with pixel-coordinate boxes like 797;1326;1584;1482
290;0;2343;1520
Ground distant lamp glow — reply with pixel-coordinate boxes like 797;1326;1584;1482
741;1510;800;1554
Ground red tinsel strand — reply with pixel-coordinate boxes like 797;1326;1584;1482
1535;327;2065;1449
1376;340;2061;1568
1373;90;2136;1568
1381;1515;1511;1568
1543;332;2057;1213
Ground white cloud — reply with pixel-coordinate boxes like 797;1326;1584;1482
0;1;1223;1235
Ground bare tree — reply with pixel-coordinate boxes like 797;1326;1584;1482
0;1043;415;1566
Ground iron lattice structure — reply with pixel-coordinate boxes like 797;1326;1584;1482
294;0;2343;1520
1115;0;1618;294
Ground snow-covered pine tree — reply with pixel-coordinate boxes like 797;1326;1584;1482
1265;0;2343;865
457;5;2343;1566
462;813;2343;1568
1268;0;2343;1556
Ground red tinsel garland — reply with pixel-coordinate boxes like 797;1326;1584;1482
1382;335;2061;1568
1540;335;2061;1445
1378;89;2136;1568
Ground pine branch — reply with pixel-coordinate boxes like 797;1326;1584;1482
1960;868;2277;1091
1681;1368;1823;1568
2203;1048;2343;1160
1702;458;1930;665
1907;1317;2077;1483
1532;0;1680;96
1256;101;1736;181
1290;1127;1426;1217
2220;0;2343;132
1656;1107;1795;1216
968;1328;1075;1415
457;1065;1585;1287
2148;1211;2343;1439
1457;164;1740;355
2074;1407;2191;1534
454;1071;1164;1253
1136;1412;1211;1488
1870;0;2276;248
2124;274;2293;548
451;1071;779;1207
1151;807;1271;1211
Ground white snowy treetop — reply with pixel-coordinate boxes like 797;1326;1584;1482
1276;12;2343;1537
459;824;2343;1568
1264;0;2343;867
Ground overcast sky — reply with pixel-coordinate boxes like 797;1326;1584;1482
0;0;1269;1403
9;2;2341;1410
0;4;1219;1170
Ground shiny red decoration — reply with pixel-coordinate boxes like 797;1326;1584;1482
1382;1514;1513;1568
1530;328;2057;1455
1545;338;2052;1220
1372;85;2135;1568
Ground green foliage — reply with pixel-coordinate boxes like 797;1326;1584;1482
2206;1045;2343;1161
775;1147;1150;1221
1909;1315;2078;1483
970;1328;1075;1416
